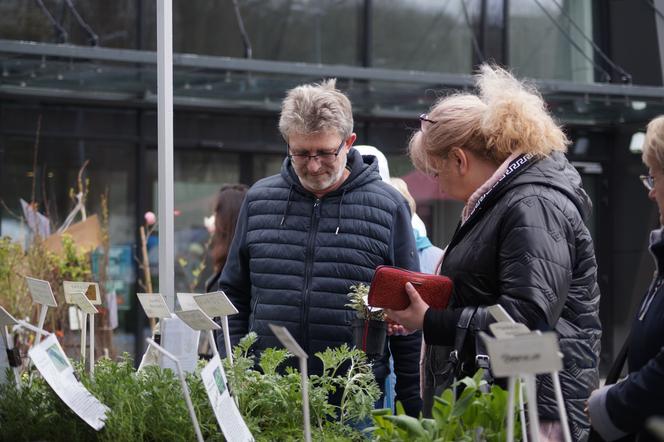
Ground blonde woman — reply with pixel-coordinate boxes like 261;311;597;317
385;65;601;441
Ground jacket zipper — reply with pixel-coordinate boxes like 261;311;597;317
302;197;321;353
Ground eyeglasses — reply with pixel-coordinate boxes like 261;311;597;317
288;140;345;165
640;174;655;191
419;113;438;132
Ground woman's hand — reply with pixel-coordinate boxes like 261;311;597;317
384;282;429;333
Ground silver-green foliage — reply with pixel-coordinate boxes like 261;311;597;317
225;332;381;441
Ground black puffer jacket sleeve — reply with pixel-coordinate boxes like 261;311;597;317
605;346;664;433
491;194;573;329
218;197;251;354
389;202;423;416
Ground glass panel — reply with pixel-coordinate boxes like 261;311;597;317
509;0;595;82
145;149;241;293
372;0;474;73
253;153;285;183
0;0;138;48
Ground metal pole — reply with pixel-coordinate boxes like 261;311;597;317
221;316;233;365
157;0;175;311
507;376;516;442
299;356;311;442
552;371;572;442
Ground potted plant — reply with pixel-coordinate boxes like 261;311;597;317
346;283;387;358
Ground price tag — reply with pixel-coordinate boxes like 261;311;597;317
175;309;220;331
195;291;239;317
63;281;101;305
137;293;171;318
482;332;562;377
0;306;18;328
69;292;99;315
489;322;530;339
25;277;57;307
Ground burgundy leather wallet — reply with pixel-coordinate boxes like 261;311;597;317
367;265;453;311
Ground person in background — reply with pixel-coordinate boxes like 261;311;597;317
219;79;422;417
384;64;601;441
390;177;444;274
587;116;664;442
204;184;249;293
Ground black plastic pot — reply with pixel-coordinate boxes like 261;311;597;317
351;318;387;358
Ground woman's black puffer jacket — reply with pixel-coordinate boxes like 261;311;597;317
426;152;601;441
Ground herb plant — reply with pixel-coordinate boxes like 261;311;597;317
370;369;522;442
346;283;385;321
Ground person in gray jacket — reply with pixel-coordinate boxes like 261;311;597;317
218;79;423;416
385;65;601;441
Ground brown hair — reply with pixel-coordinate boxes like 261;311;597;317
211;184;248;273
642;116;664;170
410;64;569;173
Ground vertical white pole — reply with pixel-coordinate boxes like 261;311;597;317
80;312;87;364
519;376;529;442
221;316;233;365
157;0;175;311
89;314;95;378
207;330;219;358
36;305;48;343
552;371;572;442
299;357;311;442
524;374;541;442
507;376;516;442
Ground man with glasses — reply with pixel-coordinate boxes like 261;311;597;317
219;79;422;417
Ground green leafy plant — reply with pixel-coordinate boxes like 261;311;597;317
0;336;381;441
225;332;381;441
370;369;522;442
346;283;385;321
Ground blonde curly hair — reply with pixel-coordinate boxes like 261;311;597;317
409;64;569;174
642;116;664;171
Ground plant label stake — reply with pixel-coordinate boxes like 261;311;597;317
30;334;109;431
0;306;22;388
174;309;221;360
70;292;98;378
268;324;311;442
194;290;239;365
25;276;58;344
146;338;204;442
481;331;571;442
200;354;254;441
137;292;172;341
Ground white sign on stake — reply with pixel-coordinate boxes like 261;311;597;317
63;281;102;305
195;291;239;317
70;292;99;315
201;355;254;441
268;324;311;442
489;322;531;339
25;277;57;307
176;293;200;311
29;334;109;430
481;331;562;377
137;293;172;318
175;309;220;331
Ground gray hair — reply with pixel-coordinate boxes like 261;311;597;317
278;78;353;141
